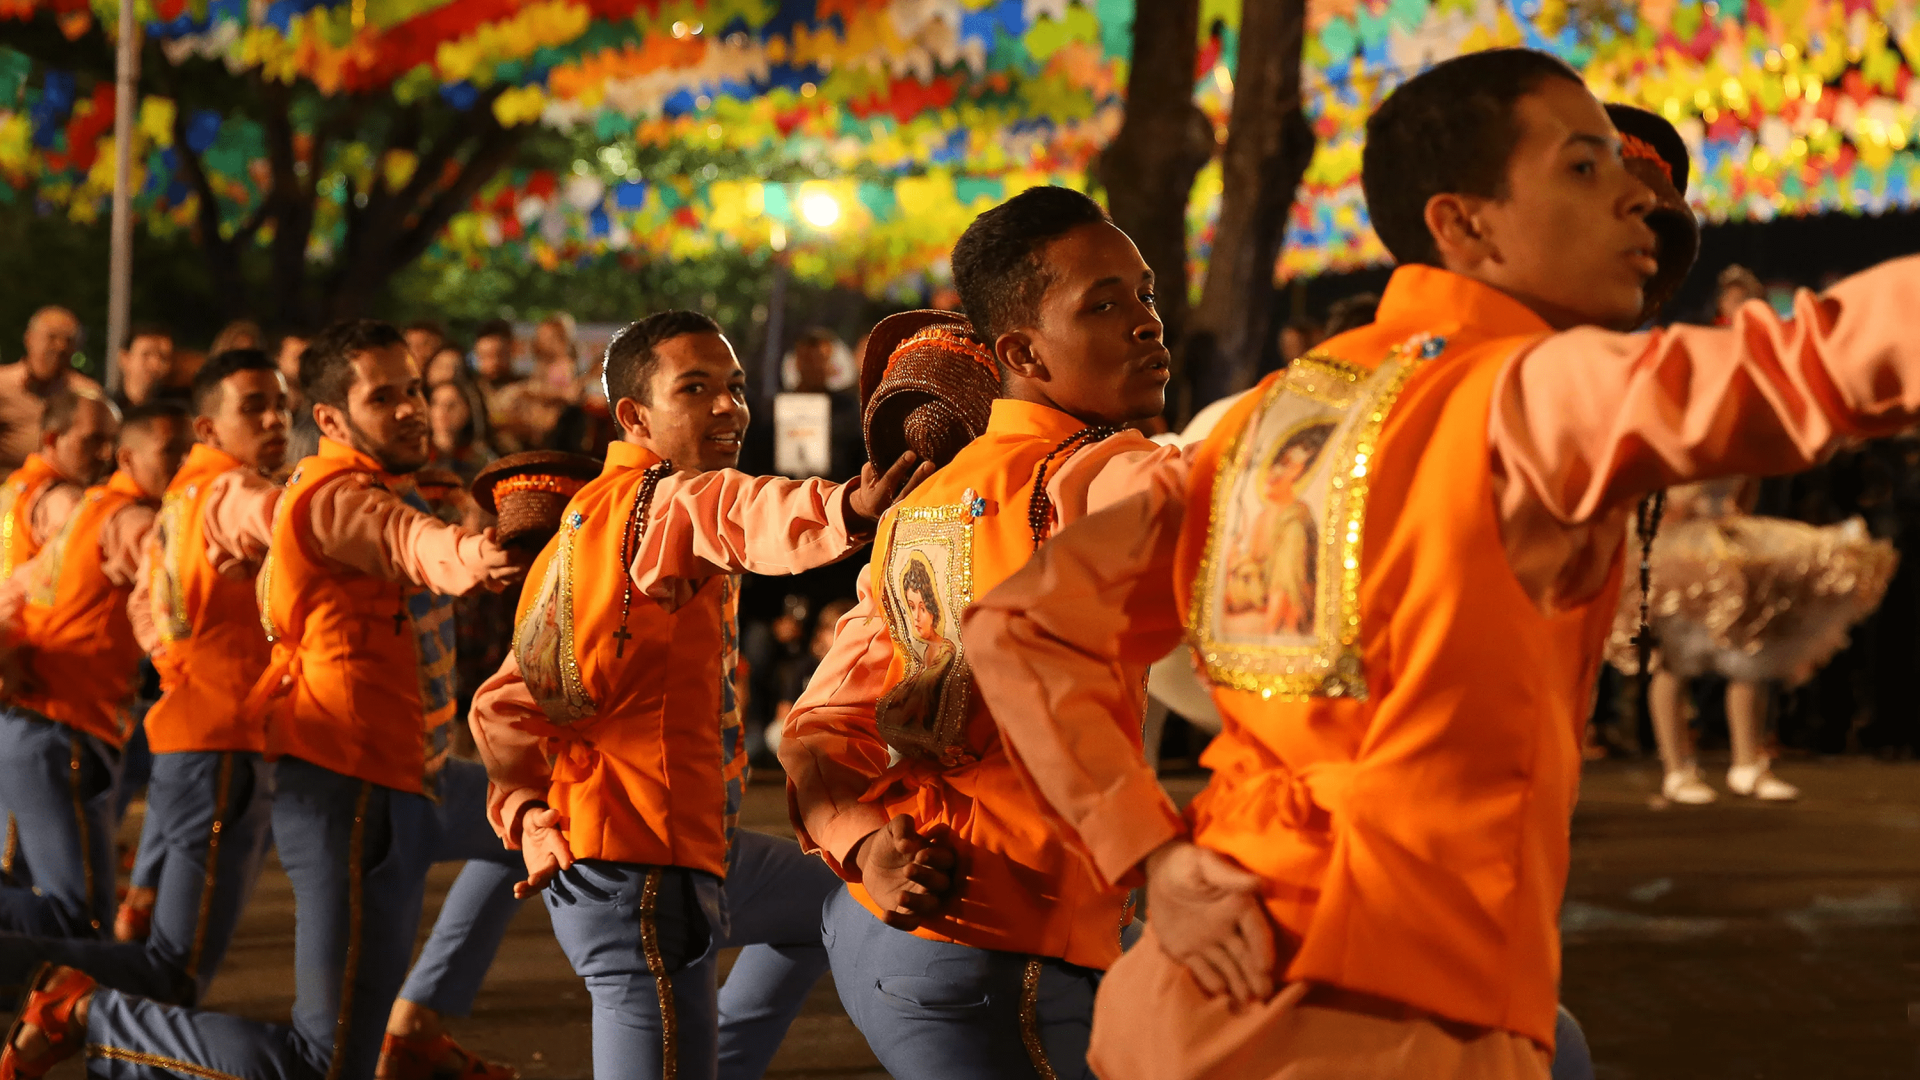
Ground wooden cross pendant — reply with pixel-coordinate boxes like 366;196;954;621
613;626;633;657
394;609;409;636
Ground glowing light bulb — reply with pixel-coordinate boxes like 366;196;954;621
800;191;841;228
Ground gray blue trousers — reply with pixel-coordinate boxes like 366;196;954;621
0;750;274;1003
0;706;123;940
821;886;1100;1080
82;756;522;1080
544;830;838;1080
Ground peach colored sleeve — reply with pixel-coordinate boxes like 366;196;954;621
306;474;502;595
201;469;281;578
129;545;159;655
961;453;1194;888
1046;430;1187;521
777;570;894;879
0;557;29;640
629;471;868;600
469;653;553;849
98;504;155;589
1493;254;1920;608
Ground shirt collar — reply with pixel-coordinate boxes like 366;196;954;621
603;440;664;475
181;442;245;480
987;399;1093;443
104;470;148;502
1372;265;1556;343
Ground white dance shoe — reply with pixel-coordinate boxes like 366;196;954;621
1727;761;1799;801
1661;765;1719;805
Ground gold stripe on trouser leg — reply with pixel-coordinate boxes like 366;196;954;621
323;782;372;1080
184;753;236;983
1020;957;1059;1080
637;867;678;1080
3;811;18;883
68;735;99;932
88;1045;250;1080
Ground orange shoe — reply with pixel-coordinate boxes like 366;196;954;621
113;886;156;943
376;1031;519;1080
0;964;93;1080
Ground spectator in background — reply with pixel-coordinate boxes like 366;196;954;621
1324;291;1382;336
786;326;866;482
1278;318;1322;363
425;343;465;388
469;318;522;452
404;319;449;368
209;319;263;355
427;377;497;484
112;325;184;414
274;328;310;416
0;305;100;475
1716;264;1766;325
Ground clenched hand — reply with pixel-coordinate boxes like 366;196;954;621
514;803;575;899
846;453;937;532
852;814;956;930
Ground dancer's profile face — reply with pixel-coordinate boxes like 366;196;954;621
1426;78;1662;331
994;221;1171;426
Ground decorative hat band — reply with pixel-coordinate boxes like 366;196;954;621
885;324;999;381
1621;133;1673;184
492;474;588;499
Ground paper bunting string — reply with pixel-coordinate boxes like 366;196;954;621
0;0;1917;294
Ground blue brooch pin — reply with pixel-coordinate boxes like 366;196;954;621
962;488;987;521
568;511;585;528
1419;335;1447;359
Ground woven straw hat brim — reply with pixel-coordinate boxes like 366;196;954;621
1607;103;1699;324
472;450;601;515
864;352;999;470
859;309;975;409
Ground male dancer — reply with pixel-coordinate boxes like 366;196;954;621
963;49;1920;1079
0;390;118;580
0;403;190;940
780;185;1177;1079
0;349;288;1001
2;320;524;1080
470;310;930;1078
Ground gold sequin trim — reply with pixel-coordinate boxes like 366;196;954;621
27;493;92;609
0;475;29;580
324;782;371;1080
1019;957;1058;1080
513;514;597;724
154;485;196;643
184;752;235;984
1188;337;1439;700
68;735;99;932
638;867;678;1080
88;1045;248;1080
873;500;978;762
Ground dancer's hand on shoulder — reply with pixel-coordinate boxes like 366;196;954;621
1143;840;1276;1005
515;803;574;899
852;814;955;930
847;453;936;532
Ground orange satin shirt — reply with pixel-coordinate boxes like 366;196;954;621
8;470;155;746
964;258;1920;1051
143;444;278;755
782;399;1181;971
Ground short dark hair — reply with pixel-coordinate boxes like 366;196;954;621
1324;293;1382;336
120;400;191;443
299;319;407;409
122;323;172;352
474;318;513;344
191;348;278;417
1362;49;1584;266
41;386;117;436
951;185;1111;345
602;310;723;405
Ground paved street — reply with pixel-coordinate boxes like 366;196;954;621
59;757;1920;1079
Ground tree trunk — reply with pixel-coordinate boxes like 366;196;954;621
1097;0;1214;417
1182;0;1316;408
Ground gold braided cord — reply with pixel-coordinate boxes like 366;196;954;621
638;867;679;1080
1019;957;1059;1080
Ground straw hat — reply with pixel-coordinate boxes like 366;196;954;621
1608;103;1699;326
472;450;602;550
859;310;1001;471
